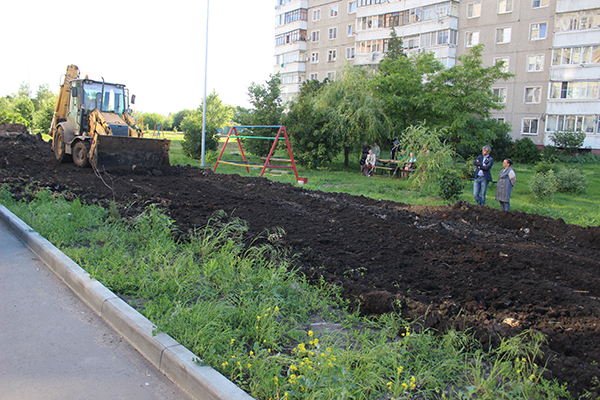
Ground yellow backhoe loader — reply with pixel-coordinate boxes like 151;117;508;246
50;65;170;171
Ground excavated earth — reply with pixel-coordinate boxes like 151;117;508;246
1;126;599;398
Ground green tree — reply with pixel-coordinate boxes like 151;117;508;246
384;28;406;62
283;79;336;169
140;112;166;132
428;45;513;165
315;66;390;167
548;130;587;156
181;91;234;159
235;74;284;157
32;84;57;134
171;109;193;131
375;48;443;140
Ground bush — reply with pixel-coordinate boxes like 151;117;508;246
541;145;560;163
458;162;474;180
534;161;559;175
556;168;589;194
548;130;586;155
528;169;557;199
436;169;465;201
510;138;541;164
564;152;600;164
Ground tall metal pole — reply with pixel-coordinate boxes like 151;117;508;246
201;0;210;166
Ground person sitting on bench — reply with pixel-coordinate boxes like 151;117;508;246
362;149;377;177
401;152;416;178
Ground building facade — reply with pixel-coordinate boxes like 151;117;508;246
274;0;600;151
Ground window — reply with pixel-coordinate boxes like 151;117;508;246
328;49;337;62
310;52;319;63
546;115;597;133
309;73;318;80
311;31;320;42
467;2;481;18
347;24;354;36
494;57;509;72
550;81;600;99
522;118;539;134
313;9;321;21
348;1;357;14
496;27;512;44
493;88;507;103
498;0;513;14
530;22;547;40
329;27;337;40
555;10;600;32
552;46;600;65
527;55;544;72
532;0;548;8
525;87;542;103
384;12;401;28
346;47;356;59
330;5;338;17
327;72;336;81
284;9;308;24
466;31;480;47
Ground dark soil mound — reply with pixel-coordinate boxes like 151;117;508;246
1;132;599;398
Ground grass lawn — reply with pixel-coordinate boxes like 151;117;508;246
170;133;599;227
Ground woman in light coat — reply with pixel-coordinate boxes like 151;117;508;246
495;158;516;211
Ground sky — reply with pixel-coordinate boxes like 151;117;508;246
0;0;275;116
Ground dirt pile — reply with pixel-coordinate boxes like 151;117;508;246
1;128;599;397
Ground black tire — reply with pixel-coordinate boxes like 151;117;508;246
72;140;90;168
54;126;72;163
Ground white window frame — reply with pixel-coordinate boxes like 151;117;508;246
326;71;336;81
329;27;337;40
466;31;480;47
530;22;547;40
311;52;319;63
346;47;355;60
348;1;357;14
330;5;338;17
493;87;508;103
311;30;320;42
313;9;321;21
328;49;337;62
309;73;318;80
522;118;539;135
532;0;548;8
524;87;542;104
494;56;510;72
347;24;354;37
467;2;481;18
496;27;512;44
527;54;544;72
498;0;513;14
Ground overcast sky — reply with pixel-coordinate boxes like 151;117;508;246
0;0;275;116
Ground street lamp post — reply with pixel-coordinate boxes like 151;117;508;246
201;0;210;166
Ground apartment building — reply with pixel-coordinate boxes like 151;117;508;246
547;0;600;151
274;0;600;151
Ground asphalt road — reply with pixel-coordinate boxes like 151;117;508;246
0;221;191;400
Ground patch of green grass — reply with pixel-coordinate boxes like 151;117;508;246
0;185;572;399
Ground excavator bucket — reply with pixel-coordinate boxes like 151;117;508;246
89;134;170;172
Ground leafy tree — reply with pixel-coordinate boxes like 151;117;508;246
315;66;390;167
10;97;35;128
283;79;336;169
171;109;193;131
236;74;284;157
428;45;514;164
548;130;586;156
384;28;406;62
181;91;234;159
375;49;443;141
140;112;166;132
0;97;27;125
32;84;57;134
399;124;454;186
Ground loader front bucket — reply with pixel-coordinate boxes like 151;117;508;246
89;135;170;172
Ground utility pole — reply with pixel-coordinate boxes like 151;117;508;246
201;0;210;166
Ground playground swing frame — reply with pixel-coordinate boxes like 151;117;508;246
213;125;306;183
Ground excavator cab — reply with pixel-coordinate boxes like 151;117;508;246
50;65;170;172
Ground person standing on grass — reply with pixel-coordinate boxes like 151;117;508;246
371;142;381;164
495;158;516;211
473;145;494;206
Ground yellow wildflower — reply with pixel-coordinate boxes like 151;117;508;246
308;330;314;337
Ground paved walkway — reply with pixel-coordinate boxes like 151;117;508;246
0;220;191;400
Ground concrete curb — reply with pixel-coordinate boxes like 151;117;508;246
0;204;253;400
